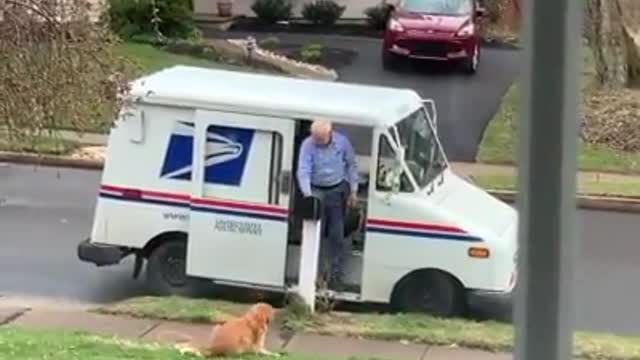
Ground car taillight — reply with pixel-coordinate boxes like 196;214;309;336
388;18;405;32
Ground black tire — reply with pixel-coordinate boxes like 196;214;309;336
146;237;208;297
460;44;479;75
390;270;467;317
382;50;400;71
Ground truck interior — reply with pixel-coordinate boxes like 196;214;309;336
284;119;374;294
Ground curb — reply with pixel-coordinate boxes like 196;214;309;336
0;152;103;171
480;38;520;50
489;190;640;214
475;159;640;177
3;153;639;214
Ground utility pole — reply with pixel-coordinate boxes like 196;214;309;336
514;0;583;359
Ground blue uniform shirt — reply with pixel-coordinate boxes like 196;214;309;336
296;131;359;197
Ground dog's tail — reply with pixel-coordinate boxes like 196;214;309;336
153;330;194;344
155;331;205;356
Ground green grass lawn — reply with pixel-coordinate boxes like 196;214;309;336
473;173;640;198
0;327;360;360
116;42;256;76
95;296;640;360
476;84;640;173
477;43;640;174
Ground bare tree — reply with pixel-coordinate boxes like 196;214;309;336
0;0;132;152
586;0;640;88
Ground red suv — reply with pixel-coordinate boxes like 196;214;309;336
382;0;485;74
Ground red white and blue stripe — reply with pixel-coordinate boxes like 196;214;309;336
190;198;287;222
366;218;483;242
98;185;287;222
99;185;481;241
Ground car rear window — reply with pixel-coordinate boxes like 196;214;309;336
402;0;473;15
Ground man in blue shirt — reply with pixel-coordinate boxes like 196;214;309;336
297;119;359;291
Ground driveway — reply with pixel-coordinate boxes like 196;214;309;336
201;28;521;161
2;164;640;335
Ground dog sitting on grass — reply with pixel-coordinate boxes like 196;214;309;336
177;302;280;357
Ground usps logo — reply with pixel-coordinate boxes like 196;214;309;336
160;121;255;186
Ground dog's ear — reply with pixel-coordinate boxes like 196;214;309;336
253;304;273;325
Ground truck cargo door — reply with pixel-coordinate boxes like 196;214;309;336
186;109;295;289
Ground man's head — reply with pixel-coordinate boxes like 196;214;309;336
310;119;332;146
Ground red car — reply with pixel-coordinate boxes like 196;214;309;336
382;0;485;74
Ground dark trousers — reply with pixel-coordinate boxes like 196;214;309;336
311;181;350;286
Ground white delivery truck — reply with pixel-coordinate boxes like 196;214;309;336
78;65;518;317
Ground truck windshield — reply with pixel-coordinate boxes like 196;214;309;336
393;108;447;188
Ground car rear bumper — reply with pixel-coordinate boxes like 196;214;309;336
77;238;127;266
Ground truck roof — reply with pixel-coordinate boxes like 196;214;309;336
129;66;423;127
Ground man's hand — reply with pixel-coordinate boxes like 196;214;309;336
347;193;358;207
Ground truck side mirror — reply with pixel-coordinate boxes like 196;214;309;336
391;175;401;194
421;98;438;129
382;162;402;194
395;146;405;163
389;147;404;193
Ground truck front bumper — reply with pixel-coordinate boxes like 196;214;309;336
77;238;127;266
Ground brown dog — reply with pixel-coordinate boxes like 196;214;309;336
178;302;279;357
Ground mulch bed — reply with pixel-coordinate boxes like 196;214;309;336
228;17;384;38
269;43;359;70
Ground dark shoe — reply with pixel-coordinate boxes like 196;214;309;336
328;278;345;292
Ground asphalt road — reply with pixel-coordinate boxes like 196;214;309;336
2;164;639;335
202;30;521;162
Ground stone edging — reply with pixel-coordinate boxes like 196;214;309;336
209;38;338;81
2;152;640;214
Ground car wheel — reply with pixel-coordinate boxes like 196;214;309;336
146;237;208;296
390;270;467;317
382;49;401;71
461;44;480;74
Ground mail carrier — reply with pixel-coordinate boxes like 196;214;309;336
77;65;518;317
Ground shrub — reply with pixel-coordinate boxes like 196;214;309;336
258;36;281;50
302;0;346;26
106;0;196;39
364;3;392;30
300;43;324;63
251;0;294;24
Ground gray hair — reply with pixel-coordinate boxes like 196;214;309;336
310;119;332;135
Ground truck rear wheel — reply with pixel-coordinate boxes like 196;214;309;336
146;238;207;296
390;269;466;317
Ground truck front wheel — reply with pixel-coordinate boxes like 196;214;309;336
146;238;207;296
390;269;467;317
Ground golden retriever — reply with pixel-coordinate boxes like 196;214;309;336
178;302;279;357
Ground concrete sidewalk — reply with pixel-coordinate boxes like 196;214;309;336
0;305;511;360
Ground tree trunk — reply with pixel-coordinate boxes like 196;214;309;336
617;0;640;87
587;0;640;88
